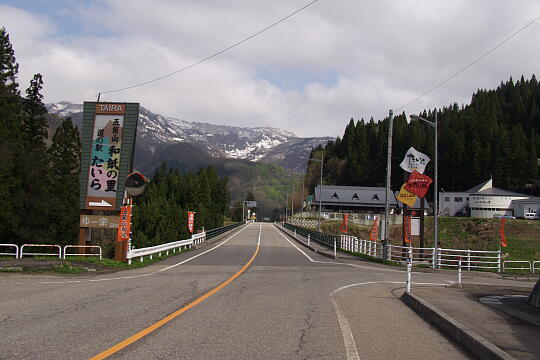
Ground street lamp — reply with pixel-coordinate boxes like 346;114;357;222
299;153;324;232
409;111;438;268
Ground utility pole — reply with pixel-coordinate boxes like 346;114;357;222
383;109;394;260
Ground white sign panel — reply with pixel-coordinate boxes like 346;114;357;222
400;147;431;174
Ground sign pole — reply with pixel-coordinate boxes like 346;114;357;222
383;109;394;261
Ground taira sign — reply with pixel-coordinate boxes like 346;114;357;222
399;147;430;174
79;102;140;211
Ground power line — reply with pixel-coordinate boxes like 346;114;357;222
395;14;540;112
98;0;321;96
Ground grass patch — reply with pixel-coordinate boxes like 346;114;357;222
54;263;87;274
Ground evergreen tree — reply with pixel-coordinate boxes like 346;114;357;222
47;118;81;245
0;27;23;242
19;73;50;243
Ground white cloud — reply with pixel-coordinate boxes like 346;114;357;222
2;1;540;137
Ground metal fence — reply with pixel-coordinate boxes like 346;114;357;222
281;223;540;273
206;222;244;239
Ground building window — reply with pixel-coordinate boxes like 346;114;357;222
455;197;463;202
445;197;450;202
466;197;469;201
372;194;379;201
332;192;339;199
352;193;359;200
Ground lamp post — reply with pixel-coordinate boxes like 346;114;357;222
299;153;324;232
409;111;438;268
383;110;394;261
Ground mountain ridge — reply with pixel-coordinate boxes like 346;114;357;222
46;101;332;173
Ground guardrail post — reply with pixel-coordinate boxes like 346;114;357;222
458;257;462;285
307;234;310;246
406;247;412;293
294;229;297;239
334;238;337;258
497;250;501;273
437;248;441;269
467;249;471;271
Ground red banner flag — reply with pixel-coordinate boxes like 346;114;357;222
187;211;196;234
404;170;433;199
404;216;412;243
340;214;349;233
116;205;132;242
369;216;379;242
499;218;507;248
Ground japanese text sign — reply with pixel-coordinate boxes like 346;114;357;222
85;103;125;210
369;216;379;242
188;211;195;233
116;205;132;242
405;171;433;199
397;183;417;207
400;147;430;174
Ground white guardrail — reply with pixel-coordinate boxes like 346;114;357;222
0;243;19;258
503;260;532;272
63;245;102;259
126;232;206;264
533;261;540;273
339;235;503;272
20;244;62;258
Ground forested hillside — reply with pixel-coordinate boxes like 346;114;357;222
305;76;540;197
131;164;230;249
0;27;81;246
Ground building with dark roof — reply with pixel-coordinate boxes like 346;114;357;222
312;185;399;213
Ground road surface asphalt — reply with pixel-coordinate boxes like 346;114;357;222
0;223;532;359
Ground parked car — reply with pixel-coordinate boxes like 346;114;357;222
493;214;516;219
524;212;538;220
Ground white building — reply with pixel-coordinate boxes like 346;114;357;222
439;179;531;218
512;197;540;219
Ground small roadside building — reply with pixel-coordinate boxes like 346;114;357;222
439;179;532;218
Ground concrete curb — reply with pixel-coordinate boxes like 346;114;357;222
447;283;533;292
402;291;516;360
274;224;338;259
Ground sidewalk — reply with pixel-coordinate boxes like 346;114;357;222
404;284;539;360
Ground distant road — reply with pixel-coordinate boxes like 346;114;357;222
4;223;521;359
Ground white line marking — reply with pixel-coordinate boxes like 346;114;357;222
273;225;404;272
329;280;448;360
34;224;251;285
331;296;360;360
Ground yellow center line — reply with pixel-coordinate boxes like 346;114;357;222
90;243;260;360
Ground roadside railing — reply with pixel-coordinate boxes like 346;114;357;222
20;244;62;258
0;244;19;259
206;222;244;240
282;223;540;273
503;260;532;272
127;238;195;264
63;245;102;260
127;222;245;264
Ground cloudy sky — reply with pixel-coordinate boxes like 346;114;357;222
1;0;540;137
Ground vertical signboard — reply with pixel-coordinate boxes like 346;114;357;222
117;205;132;242
187;211;196;233
79;102;139;211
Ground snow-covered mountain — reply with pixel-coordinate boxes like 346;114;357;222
46;102;332;172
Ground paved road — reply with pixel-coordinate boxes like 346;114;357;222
0;223;529;359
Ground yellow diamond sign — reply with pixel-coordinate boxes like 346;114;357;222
397;183;417;207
